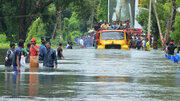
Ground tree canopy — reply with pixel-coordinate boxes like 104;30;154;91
0;0;108;43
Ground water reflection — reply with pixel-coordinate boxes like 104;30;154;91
12;73;21;97
96;76;133;83
29;67;39;98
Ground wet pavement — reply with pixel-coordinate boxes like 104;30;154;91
0;48;180;101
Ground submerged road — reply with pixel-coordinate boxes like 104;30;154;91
0;49;180;101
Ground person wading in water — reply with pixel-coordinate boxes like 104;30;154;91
167;40;177;55
57;43;64;59
13;39;24;72
43;42;57;69
5;43;15;67
30;38;40;68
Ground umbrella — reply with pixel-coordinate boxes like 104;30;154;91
177;7;180;13
88;30;95;33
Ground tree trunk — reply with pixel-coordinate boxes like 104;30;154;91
164;0;176;43
23;0;53;40
19;0;26;40
52;7;62;40
170;0;176;30
59;7;62;41
91;0;95;29
52;12;60;39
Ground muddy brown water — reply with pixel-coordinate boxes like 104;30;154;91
0;48;180;101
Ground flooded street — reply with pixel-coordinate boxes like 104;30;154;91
0;49;180;101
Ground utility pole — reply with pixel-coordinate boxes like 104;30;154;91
147;0;152;41
153;0;164;47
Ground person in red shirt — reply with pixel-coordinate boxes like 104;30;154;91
30;38;40;67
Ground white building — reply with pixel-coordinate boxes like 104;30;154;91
108;0;142;28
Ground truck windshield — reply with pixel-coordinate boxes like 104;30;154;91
101;32;124;40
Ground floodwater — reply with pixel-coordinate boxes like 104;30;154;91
0;48;180;101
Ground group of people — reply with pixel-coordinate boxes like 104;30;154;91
94;20;131;31
75;35;94;48
130;35;151;51
130;35;180;54
4;38;64;72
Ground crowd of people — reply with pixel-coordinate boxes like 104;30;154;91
129;35;151;51
4;38;64;72
94;20;131;31
75;35;94;48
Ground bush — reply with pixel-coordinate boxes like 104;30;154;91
0;34;7;43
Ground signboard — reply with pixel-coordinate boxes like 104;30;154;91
108;0;135;27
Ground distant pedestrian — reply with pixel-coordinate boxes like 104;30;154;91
66;42;73;49
5;43;15;67
57;43;64;59
13;39;24;72
43;42;57;68
145;38;151;51
79;39;84;48
30;38;40;68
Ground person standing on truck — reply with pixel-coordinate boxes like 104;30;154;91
118;21;124;29
111;21;119;30
101;20;109;30
125;21;130;28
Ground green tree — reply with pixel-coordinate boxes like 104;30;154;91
170;0;180;44
25;17;46;44
136;1;172;46
96;0;108;22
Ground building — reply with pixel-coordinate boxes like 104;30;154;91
108;0;142;28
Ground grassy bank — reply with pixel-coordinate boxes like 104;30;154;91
0;43;10;48
0;42;66;50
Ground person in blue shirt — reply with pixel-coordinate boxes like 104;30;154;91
39;40;46;61
5;43;15;67
43;42;57;68
111;22;119;30
13;39;24;72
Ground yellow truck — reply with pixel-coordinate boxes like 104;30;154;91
95;30;129;50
